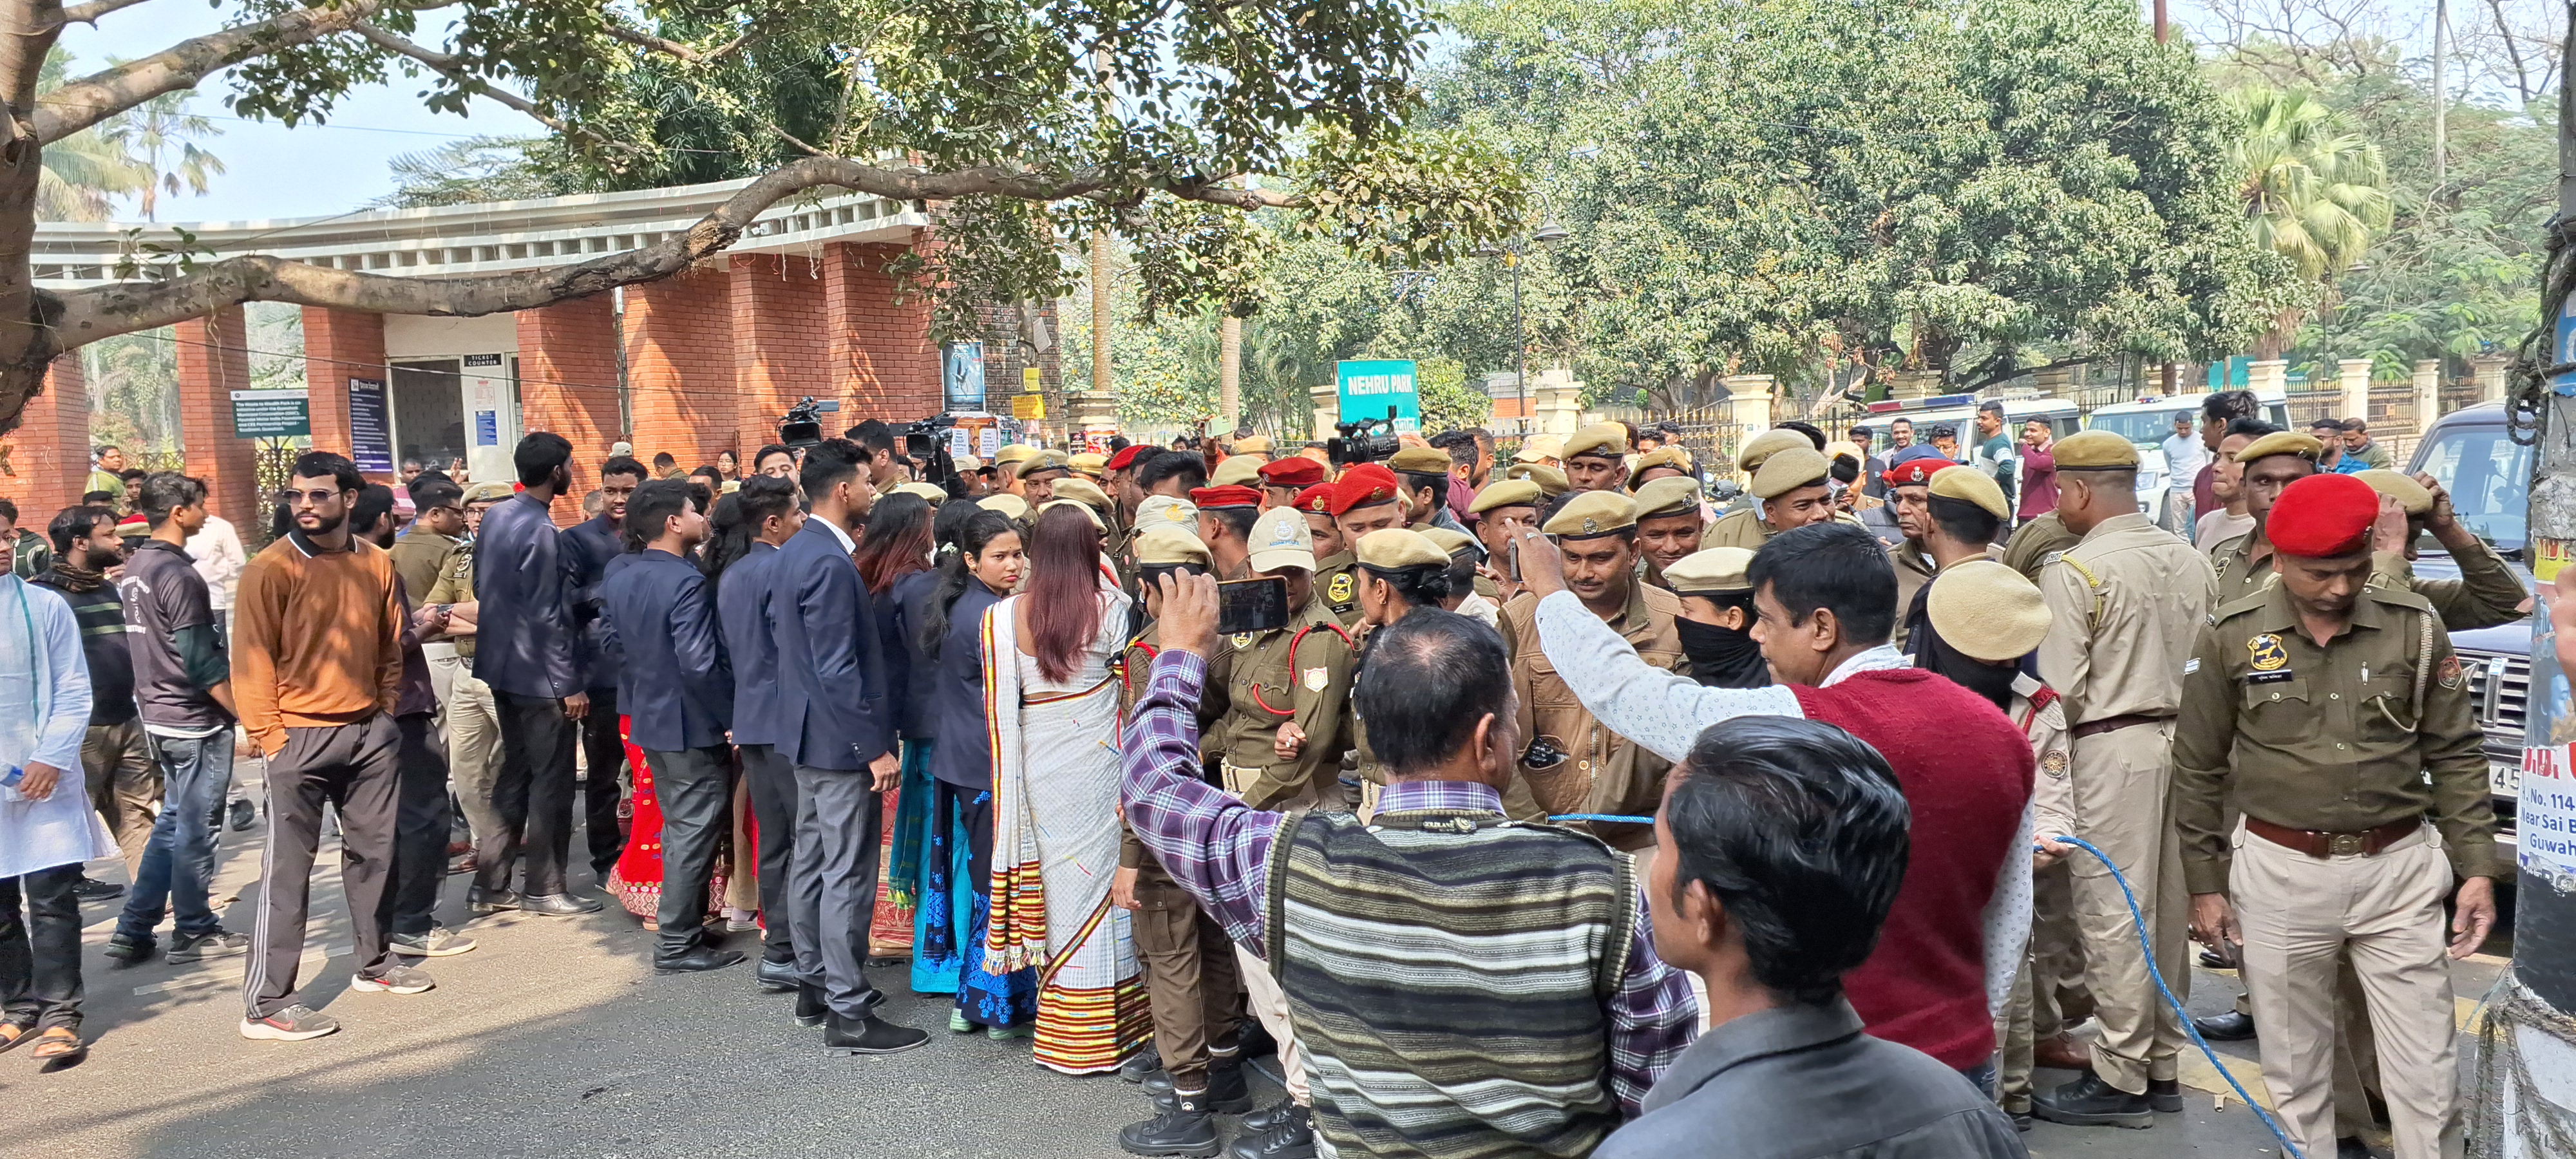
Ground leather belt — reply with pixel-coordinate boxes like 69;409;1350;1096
2246;816;2423;859
2072;712;2174;740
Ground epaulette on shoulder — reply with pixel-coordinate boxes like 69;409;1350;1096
2210;590;2274;622
2365;583;2437;613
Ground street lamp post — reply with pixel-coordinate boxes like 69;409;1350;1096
1479;221;1567;437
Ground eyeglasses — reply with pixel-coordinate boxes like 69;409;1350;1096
287;489;348;506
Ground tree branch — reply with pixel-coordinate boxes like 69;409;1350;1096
348;20;624;156
48;156;1299;343
55;0;154;29
603;23;755;65
30;0;459;144
1955;354;2105;395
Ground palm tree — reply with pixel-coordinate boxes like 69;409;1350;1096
32;48;146;221
100;89;225;221
2226;86;2392;358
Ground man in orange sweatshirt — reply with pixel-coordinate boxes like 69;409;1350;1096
233;451;414;1043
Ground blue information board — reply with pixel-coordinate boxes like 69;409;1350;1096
348;377;393;473
1336;359;1419;434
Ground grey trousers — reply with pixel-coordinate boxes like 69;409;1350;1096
789;764;884;1021
647;747;735;959
739;744;798;963
245;717;400;1019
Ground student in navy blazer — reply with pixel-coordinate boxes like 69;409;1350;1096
599;480;741;974
760;442;927;1055
710;476;808;990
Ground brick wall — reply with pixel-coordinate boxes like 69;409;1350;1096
824;241;940;424
5;353;91;525
301;306;387;478
730;254;826;455
516;296;622;525
175;307;261;527
626;263;739;467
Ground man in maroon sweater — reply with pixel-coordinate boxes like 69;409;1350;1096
1522;520;2033;1083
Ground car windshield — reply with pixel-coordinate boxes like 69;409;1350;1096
2088;410;2193;447
2413;423;2530;553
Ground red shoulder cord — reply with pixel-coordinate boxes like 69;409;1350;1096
1117;642;1160;713
1247;621;1356;717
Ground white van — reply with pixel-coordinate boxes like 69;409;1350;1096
2084;391;2292;525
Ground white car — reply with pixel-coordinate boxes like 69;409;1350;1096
2083;391;2293;526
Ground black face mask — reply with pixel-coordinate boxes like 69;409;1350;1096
1676;616;1770;688
1920;629;2020;710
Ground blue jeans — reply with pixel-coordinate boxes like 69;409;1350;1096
1959;1059;1998;1102
115;731;233;941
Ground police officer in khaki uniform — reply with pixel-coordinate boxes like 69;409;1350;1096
424;480;510;853
1495;490;1686;850
1468;478;1544;605
1660;547;1767;688
1342;527;1457;814
1631;475;1705;592
1502;460;1569;498
1321;463;1412;627
1112;525;1249;1156
1708;428;1811;527
1704;446;1839;551
2026;431;2215;1130
1876;456;1952;648
1559;422;1632;493
1893;466;2011;654
1204;504;1356;812
1999;509;2081;582
1627;445;1693;491
2173;472;2497;1159
1256;456;1325;513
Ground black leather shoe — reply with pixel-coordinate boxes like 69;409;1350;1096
2147;1077;2184;1113
2199;948;2232;970
1148;1064;1253;1114
756;957;802;993
1121;1044;1164;1083
2337;1138;2375;1159
229;798;258;832
795;984;829;1028
2011;1110;2032;1132
822;1012;930;1055
2032;1072;2154;1129
1240;1101;1297;1134
518;892;603;916
70;876;124;902
654;947;746;974
1119;1095;1222;1158
466;887;522;914
1228;1105;1313;1159
2192;1010;2258;1041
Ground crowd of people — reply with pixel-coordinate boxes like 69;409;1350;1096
0;393;2505;1159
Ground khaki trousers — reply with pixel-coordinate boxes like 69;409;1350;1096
83;719;160;873
1998;860;2081;1111
1135;883;1242;1089
2066;722;2188;1093
2235;824;2459;1159
428;650;504;845
1236;943;1309;1105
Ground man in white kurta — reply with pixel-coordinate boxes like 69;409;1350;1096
1;545;113;1049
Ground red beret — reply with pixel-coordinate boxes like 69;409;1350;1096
1881;457;1956;488
1188;485;1263;510
1105;445;1146;472
1329;464;1403;517
2268;473;2380;558
1258;457;1325;487
1293;483;1336;513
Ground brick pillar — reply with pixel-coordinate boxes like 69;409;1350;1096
301;306;387;476
824;241;939;422
516;296;623;524
731;253;826;455
176;308;260;527
623;263;737;468
5;352;91;523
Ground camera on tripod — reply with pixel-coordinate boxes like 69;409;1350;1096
778;396;840;449
1328;408;1403;467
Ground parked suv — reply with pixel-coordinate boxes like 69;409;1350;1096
2403;403;2534;873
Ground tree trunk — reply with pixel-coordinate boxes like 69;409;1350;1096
0;0;68;426
2251;306;2306;361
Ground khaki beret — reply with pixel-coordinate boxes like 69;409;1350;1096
1928;464;2010;520
1041;498;1105;529
1563;422;1630;462
1048;476;1112;513
1749;447;1832;500
2356;469;2433;516
1736;428;1814;473
1133;495;1198;532
2235;430;2325;466
978;493;1030;520
1245;505;1317;574
1627;446;1694;486
2050;429;2139;470
1926;560;2052;663
994;444;1038;466
1209;455;1265;488
1514;434;1564;463
1354;527;1450;570
1017;449;1073;478
1470;478;1546;514
1133;524;1211;567
1542;490;1638;538
889;482;949;503
1231;435;1273;455
1504;462;1570;496
460;482;516;504
1824;440;1865;464
1661;547;1756;596
1419;527;1477;558
1069;451;1108;476
1387;446;1454;475
1632;475;1703;520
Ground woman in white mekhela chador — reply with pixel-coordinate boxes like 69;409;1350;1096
980;503;1150;1075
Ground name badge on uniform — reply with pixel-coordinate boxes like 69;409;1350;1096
2247;671;2293;684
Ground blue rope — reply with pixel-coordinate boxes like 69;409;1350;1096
1546;816;2306;1158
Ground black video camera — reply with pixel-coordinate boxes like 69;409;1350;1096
1328;408;1401;467
779;396;840;449
902;413;965;498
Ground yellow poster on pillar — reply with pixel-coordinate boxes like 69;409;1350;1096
1022;367;1042;393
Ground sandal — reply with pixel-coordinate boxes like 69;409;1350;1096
0;1021;32;1054
28;1027;85;1064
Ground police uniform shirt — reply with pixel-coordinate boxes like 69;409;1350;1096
1998;511;2081;582
1701;507;1770;551
1310;550;1363;625
2213;523;2529;634
2034;512;2214;726
1206;591;1354;810
1495;583;1687;850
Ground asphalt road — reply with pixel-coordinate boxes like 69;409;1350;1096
2;764;2507;1159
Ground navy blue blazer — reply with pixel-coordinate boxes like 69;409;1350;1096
471;492;582;697
716;542;782;748
562;513;624;692
600;549;733;752
928;578;1004;790
886;569;943;742
766;519;891;771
